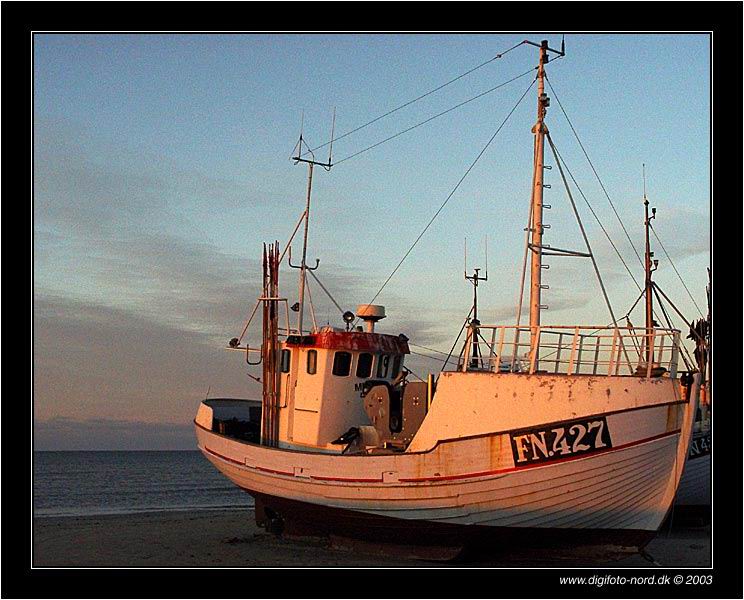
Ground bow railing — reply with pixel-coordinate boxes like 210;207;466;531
460;325;681;378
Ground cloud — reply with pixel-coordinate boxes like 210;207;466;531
33;294;254;426
33;117;276;237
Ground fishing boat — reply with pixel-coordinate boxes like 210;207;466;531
195;39;700;557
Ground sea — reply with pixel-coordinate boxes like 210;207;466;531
33;451;253;518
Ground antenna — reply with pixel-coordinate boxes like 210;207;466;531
464;237;467;276
290;110;307;160
289;109;336;334
327;107;336;167
463;236;488;370
484;235;489;279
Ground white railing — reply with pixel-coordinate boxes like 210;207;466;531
460;325;681;378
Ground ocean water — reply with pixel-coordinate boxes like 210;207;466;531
33;451;253;518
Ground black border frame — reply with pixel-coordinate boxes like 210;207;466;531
6;2;742;598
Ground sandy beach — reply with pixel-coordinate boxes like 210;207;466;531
33;508;711;568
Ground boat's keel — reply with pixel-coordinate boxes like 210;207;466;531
249;489;655;563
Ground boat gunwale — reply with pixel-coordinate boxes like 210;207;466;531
194;395;689;459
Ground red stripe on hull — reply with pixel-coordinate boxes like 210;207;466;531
204;429;680;484
399;429;681;482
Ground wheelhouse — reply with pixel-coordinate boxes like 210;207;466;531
275;327;410;451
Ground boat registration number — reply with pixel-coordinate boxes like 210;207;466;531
509;416;613;466
689;432;710;458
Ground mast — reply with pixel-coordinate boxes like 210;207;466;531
465;267;487;369
528;40;551;365
643;164;656;367
297;162;314;334
291;111;334;334
261;242;280;447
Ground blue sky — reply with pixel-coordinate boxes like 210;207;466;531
33;33;710;449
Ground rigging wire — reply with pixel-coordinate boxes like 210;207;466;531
408;349;447;362
301;40;529;157
651;284;695;370
547;133;621;329
307;269;345;315
442;306;475;371
550;143;672;335
408;342;451;357
545;73;644;268
550;144;643;293
333;67;538;165
649;222;705;318
403;364;426;382
356;76;538;321
304;274;319;332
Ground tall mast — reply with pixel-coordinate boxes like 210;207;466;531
528;40;551;363
643;164;656;367
297;162;314;334
291;111;335;335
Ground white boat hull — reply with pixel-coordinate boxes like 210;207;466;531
195;381;697;548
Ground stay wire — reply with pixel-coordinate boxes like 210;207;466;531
545;73;644;268
551;142;666;329
302;40;528;157
442;306;475;371
356;76;538;322
550;143;643;293
649;222;705;318
409;342;451;358
334;67;537;165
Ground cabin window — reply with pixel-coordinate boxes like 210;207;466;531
280;349;291;373
356;352;373;378
332;351;352;377
377;354;390;378
391;355;402;378
307;349;317;375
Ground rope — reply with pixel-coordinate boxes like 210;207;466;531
334;67;537;165
545;73;644;268
302;40;528;157
649;222;705;318
357;76;538;320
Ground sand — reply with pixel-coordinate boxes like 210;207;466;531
32;508;711;568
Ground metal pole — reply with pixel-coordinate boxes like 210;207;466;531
297;162;314;334
529;40;549;369
643;165;654;368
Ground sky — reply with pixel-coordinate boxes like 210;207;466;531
33;33;710;450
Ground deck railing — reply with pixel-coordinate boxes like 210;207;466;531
460;325;681;378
